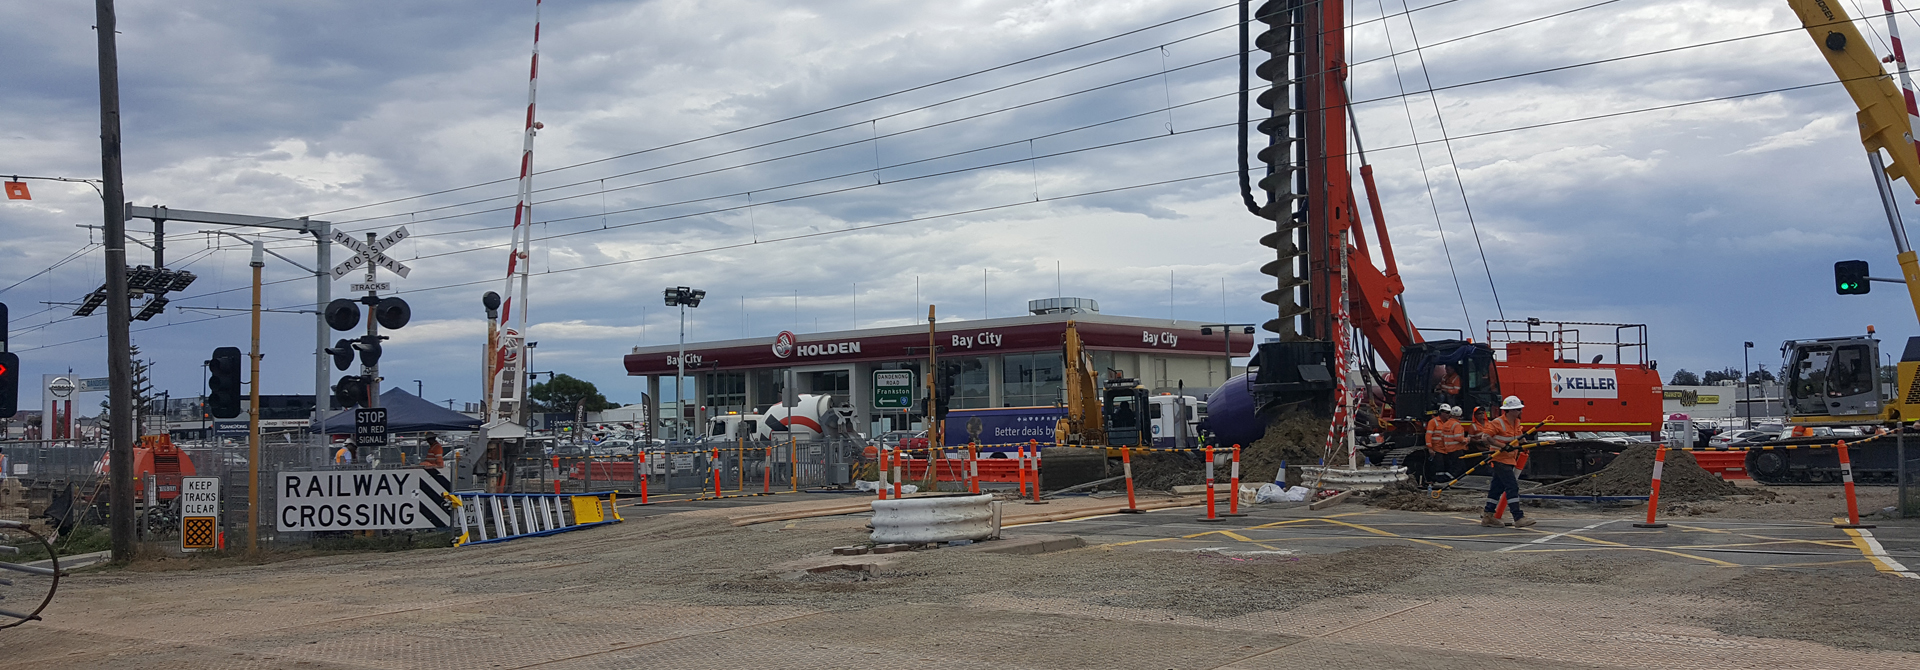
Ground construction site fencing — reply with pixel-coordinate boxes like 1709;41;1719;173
509;437;870;497
0;434;475;552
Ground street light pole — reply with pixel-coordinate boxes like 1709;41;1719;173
1743;341;1754;429
1200;323;1258;387
677;301;685;440
664;287;706;442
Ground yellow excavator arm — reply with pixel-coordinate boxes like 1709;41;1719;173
1060;321;1105;445
1792;0;1920;323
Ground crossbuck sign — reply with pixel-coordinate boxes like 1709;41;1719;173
330;226;413;280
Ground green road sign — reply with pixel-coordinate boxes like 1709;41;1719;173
873;370;914;409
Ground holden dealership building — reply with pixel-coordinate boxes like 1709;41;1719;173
622;298;1255;437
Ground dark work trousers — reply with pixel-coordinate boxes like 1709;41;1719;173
1484;461;1524;518
1427;450;1464;483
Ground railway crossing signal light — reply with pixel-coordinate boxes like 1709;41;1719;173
332;375;368;409
1835;260;1870;295
325;298;361;331
207;346;244;418
374;297;411;329
326;338;355;371
353;335;384;367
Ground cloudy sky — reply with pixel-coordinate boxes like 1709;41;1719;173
2;0;1914;409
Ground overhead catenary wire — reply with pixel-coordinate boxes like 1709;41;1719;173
318;0;1842;251
1401;0;1496;321
1373;0;1476;339
19;4;1914;345
13;62;1898;351
230;1;1257;232
11;169;1236;353
266;0;1471;243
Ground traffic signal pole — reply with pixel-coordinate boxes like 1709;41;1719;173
96;0;136;562
248;241;264;553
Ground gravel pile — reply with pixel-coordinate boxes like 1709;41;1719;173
1556;443;1737;502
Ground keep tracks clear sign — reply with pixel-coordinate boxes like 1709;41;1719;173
276;468;455;531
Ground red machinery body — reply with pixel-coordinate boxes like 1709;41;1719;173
98;435;199;501
1496;341;1663;437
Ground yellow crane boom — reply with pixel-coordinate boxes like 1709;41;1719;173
1791;0;1920;322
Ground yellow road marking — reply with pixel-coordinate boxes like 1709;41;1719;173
1101;537;1181;548
1633;547;1741;567
1836;519;1920;579
1313;518;1453;549
1758;559;1873;569
1501;546;1740;567
1668;539;1857;551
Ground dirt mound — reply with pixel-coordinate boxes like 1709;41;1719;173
1125;411;1333;491
1242;411;1334;485
1367;481;1471;512
1556;444;1737;502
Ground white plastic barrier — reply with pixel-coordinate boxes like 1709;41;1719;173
870;493;995;544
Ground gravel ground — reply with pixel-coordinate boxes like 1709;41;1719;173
17;496;1920;668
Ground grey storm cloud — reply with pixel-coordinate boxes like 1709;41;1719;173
0;0;1911;406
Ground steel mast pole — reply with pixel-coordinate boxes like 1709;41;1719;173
96;0;136;561
677;302;686;441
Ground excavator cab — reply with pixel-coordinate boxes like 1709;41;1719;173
1782;336;1886;423
1102;379;1151;447
1392;340;1499;427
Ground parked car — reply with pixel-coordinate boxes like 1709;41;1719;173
1572;431;1637;446
1709;430;1770;447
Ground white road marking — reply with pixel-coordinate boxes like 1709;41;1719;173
1497;519;1617;552
1839;524;1920;579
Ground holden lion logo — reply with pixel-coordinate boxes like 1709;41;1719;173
771;331;796;359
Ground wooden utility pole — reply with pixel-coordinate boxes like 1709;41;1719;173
247;241;264;553
924;306;939;489
97;0;135;561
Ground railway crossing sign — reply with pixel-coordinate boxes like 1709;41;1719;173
180;476;219;551
329;226;412;280
276;468;456;531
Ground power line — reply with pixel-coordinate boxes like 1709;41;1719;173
1397;0;1503;321
14;170;1240;353
1372;0;1475;338
261;0;1464;243
0;242;99;296
259;2;1253;228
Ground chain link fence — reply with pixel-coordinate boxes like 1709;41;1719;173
509;437;868;496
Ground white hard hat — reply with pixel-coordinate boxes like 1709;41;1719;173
1437;403;1453;415
1448;404;1464;416
1501;396;1525;411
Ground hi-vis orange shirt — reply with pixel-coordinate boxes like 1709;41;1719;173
1425;416;1467;454
1485;415;1527;466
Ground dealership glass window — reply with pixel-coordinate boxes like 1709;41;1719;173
702;372;747;415
751;369;789;411
939;357;992;409
1091;350;1119;379
804;370;851;407
1002;352;1064;407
